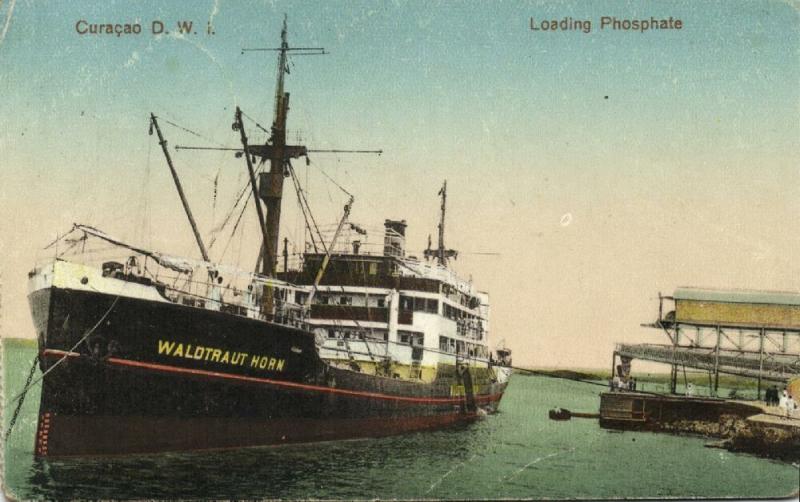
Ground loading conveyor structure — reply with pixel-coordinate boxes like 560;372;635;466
613;288;800;396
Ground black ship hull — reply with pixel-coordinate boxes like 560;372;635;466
30;286;506;457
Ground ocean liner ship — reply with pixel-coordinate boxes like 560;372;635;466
25;20;512;457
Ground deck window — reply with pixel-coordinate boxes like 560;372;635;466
399;331;423;346
444;303;458;320
372;331;388;341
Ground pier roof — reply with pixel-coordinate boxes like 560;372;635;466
675;287;800;307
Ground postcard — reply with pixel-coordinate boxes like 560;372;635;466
1;1;798;500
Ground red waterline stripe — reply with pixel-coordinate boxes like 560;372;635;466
42;349;504;405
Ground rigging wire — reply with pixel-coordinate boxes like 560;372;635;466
208;161;264;250
136;133;153;248
235;205;247;269
240;109;271;134
312;161;353;198
294;199;318;254
208;185;249;250
287;163;320;253
161;117;227;148
305;156;392;237
211;168;220;222
218;187;253;263
304;161;310;252
288;162;326;253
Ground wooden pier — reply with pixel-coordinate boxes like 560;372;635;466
594;288;800;460
599;391;800;460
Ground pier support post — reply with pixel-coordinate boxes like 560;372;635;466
682;365;688;393
757;328;765;400
610;351;617;389
670;366;677;394
669;325;679;394
713;325;721;396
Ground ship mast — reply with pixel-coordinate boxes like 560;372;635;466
437;180;447;266
232;18;377;276
425;180;457;266
235;16;320;276
259;16;291;277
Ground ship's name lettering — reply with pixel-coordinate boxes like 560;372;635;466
157;340;285;372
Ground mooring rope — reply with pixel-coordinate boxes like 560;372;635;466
3;295;121;440
4;355;39;440
511;366;612;389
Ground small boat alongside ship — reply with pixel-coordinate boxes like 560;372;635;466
25;19;512;457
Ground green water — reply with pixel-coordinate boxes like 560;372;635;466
3;339;798;499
